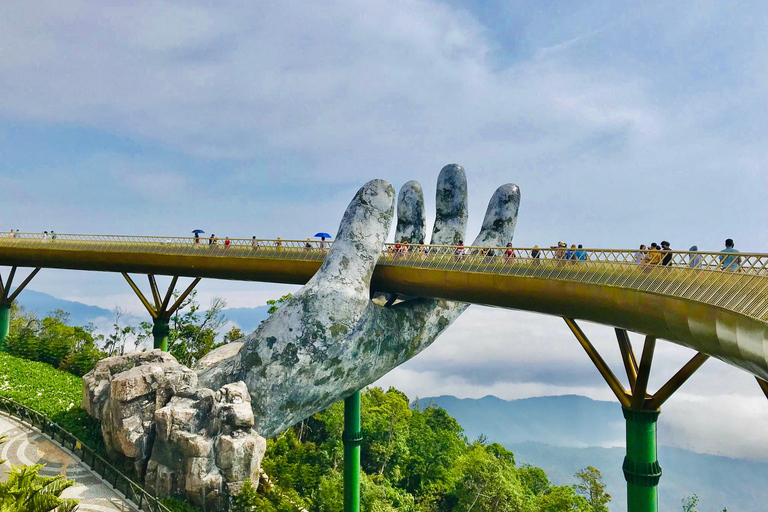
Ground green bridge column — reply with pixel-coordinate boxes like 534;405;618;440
623;408;661;512
0;304;9;350
152;317;170;351
343;391;362;512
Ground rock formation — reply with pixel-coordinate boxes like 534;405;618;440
83;351;266;508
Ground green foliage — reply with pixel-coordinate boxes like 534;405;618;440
255;387;598;512
223;326;245;343
681;493;699;512
231;480;302;512
140;291;227;367
161;497;204;512
5;305;104;376
574;466;611;512
0;463;78;512
266;294;293;315
0;352;104;451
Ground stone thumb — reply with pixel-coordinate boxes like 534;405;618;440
314;179;395;288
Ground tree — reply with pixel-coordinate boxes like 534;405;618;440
0;438;78;512
266;294;293;315
535;485;591;512
681;494;699;512
518;464;550;496
224;326;245;343
573;466;611;512
140;291;227;366
103;307;143;356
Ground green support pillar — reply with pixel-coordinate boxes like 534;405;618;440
623;408;661;512
343;391;362;512
152;317;170;351
0;304;9;351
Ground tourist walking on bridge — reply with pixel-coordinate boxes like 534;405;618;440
688;246;703;268
645;243;662;265
634;244;647;264
504;243;515;263
661;241;673;266
720;239;740;271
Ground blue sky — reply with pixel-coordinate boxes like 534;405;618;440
2;0;768;459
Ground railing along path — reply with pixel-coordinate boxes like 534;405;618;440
0;395;172;512
0;232;766;324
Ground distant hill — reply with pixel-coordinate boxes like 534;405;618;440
424;395;768;512
510;441;768;512
422;394;624;447
16;289;270;334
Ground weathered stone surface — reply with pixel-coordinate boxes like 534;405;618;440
145;381;265;510
196;165;522;437
395;180;426;244
83;350;197;474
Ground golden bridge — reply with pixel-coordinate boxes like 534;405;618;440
0;232;765;512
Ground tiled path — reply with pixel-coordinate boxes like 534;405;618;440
0;411;138;512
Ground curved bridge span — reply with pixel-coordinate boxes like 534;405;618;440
0;233;766;381
1;233;767;512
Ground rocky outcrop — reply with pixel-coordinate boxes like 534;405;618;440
82;352;265;509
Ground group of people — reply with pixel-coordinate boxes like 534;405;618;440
7;230;57;239
551;242;588;262
632;239;741;271
193;233;329;252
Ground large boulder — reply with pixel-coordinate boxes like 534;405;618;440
82;352;266;510
145;382;266;509
83;350;198;474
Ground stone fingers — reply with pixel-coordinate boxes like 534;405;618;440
313;178;396;290
471;184;521;247
430;164;468;246
395;180;426;244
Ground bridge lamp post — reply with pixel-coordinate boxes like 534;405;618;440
564;319;709;512
122;273;201;351
0;267;41;349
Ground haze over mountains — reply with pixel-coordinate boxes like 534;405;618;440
16;289;271;336
424;395;768;512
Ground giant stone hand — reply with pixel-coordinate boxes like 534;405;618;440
196;164;520;437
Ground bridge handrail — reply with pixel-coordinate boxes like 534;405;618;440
1;233;766;322
0;232;765;272
0;395;173;512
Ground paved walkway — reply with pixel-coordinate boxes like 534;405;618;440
0;411;138;512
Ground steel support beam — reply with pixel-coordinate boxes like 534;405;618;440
564;318;631;408
563;321;711;512
0;266;40;347
343;391;362;512
756;377;768;401
616;328;638;391
647;353;709;410
631;336;656;410
122;274;201;351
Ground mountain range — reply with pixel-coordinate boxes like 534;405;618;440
15;289;270;335
423;394;768;512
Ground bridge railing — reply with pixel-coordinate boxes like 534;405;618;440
381;244;768;323
1;233;766;321
0;395;173;512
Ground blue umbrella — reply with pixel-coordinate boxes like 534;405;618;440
192;229;205;234
314;232;332;238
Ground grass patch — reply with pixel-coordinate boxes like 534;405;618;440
0;352;103;451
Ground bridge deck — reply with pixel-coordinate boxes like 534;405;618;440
0;233;766;380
